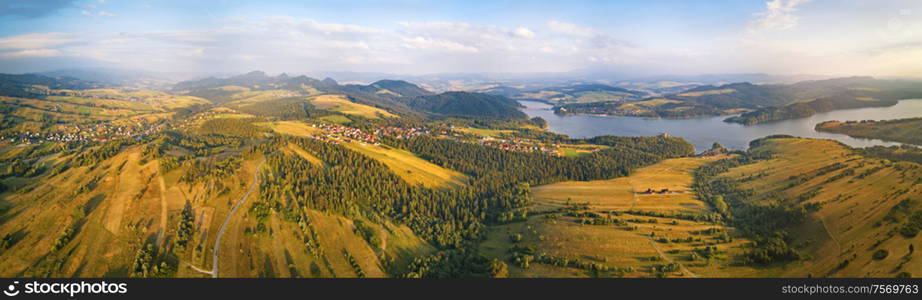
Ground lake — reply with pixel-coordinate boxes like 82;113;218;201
518;99;922;152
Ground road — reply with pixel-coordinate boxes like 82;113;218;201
156;176;169;247
195;159;265;278
648;235;699;278
819;217;843;255
635;165;697;278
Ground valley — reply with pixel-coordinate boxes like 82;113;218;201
0;71;919;279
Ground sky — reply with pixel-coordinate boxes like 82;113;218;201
1;0;921;78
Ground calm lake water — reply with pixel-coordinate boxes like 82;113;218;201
518;99;922;152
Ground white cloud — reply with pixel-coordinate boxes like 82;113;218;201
0;33;79;50
0;17;648;74
402;36;479;53
547;20;598;38
0;49;62;58
512;27;535;39
0;17;711;75
748;0;814;32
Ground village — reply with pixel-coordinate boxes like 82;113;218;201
4;120;167;145
307;121;570;156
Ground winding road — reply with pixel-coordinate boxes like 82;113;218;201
190;159;265;278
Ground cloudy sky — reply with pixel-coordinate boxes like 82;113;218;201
1;0;921;77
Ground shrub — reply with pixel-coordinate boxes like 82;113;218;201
872;249;889;260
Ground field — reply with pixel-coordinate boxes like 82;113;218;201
342;142;468;189
677;88;736;97
309;95;396;119
557;144;606;158
617;98;682;110
225;90;302;106
222;207;433;277
0;146;202;277
261;120;467;189
262;120;322;137
284;143;324;166
515;89;643;104
318;114;352;124
480;157;764;278
719;138;922;277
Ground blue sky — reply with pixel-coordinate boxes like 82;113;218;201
1;0;921;77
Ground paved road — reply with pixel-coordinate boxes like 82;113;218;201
210;159;265;278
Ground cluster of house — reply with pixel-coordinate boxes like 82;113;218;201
302;121;585;158
373;126;432;139
479;137;557;155
6;121;165;144
312;123;381;144
24;87;145;102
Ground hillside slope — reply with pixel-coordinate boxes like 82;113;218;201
816;118;922;146
714;137;921;277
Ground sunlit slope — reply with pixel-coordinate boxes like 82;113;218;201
0;139;432;278
481;157;763;278
263;121;467;188
310;95;397;119
721;138;921;277
342;142;468;188
0;144;262;277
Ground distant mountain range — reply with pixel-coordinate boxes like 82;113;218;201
9;69;922;125
32;67;833;92
0;73;107;97
169;71;524;120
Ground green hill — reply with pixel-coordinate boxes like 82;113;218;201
816;117;922;146
404;91;528;120
725;94;898;125
557;77;922;121
512;83;647;104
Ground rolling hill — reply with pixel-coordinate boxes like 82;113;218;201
557;77;922;122
402;91;528;120
815;118;922;146
508;83;647;104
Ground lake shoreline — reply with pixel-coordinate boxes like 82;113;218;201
518;99;922;152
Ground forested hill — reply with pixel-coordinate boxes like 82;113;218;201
501;83;648;104
816;117;922;146
171;71;335;93
724;94;899;125
675;77;876;109
712;78;922;125
369;80;434;98
555;76;922;121
402;91;528;120
0;73;106;97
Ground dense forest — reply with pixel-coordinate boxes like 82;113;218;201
401;92;528;120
